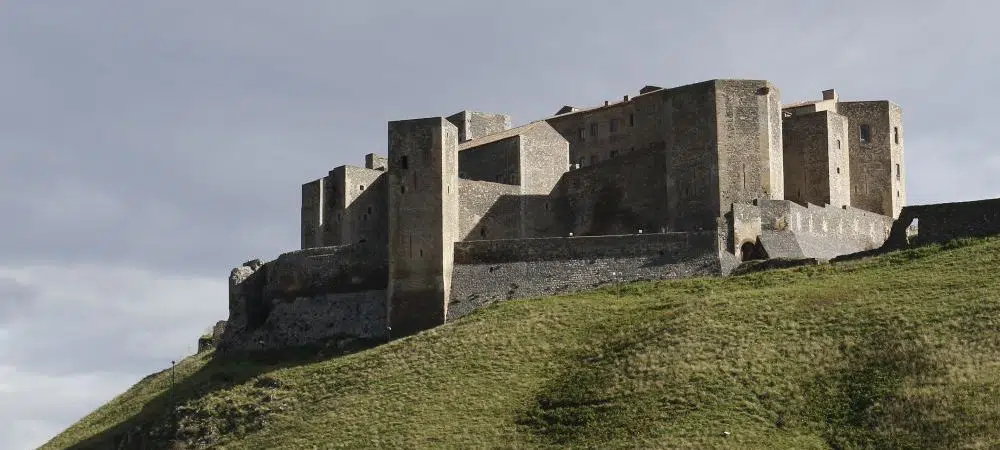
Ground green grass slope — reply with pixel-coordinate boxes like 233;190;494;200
43;237;1000;449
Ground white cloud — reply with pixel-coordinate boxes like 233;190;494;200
0;264;226;449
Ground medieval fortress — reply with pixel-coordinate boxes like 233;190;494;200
215;78;986;353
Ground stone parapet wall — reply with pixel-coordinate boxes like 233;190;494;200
448;232;721;319
756;199;892;259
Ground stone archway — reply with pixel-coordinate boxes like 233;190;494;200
740;240;766;261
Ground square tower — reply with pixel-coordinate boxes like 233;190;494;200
837;101;905;218
782;110;851;208
386;117;460;338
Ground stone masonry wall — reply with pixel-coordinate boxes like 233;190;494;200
458;178;521;241
458;135;520;184
301;178;324;249
217;243;389;353
447;110;512;143
757;199;892;259
782;110;850;208
715;80;783;209
448;232;722;319
551;146;668;236
883;197;1000;249
324;166;388;246
837;101;902;217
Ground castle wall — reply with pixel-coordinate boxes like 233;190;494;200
837;101;903;217
387;117;460;338
447;110;512;143
884;198;1000;249
782;111;850;208
518;123;569;196
301;178;324;249
551;146;668;236
458;179;520;241
365;153;388;171
660;81;721;231
547;97;639;167
322;166;387;246
458;135;520;184
447;232;722;319
756;199;892;260
217;244;389;353
715;80;783;209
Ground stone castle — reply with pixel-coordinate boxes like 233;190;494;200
218;78;920;352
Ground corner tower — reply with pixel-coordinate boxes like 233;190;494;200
386;117;460;338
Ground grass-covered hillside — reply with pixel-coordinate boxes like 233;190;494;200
44;238;1000;449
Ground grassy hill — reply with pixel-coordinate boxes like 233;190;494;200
43;237;1000;449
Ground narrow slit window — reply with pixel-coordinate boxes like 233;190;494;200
896;164;901;180
400;155;408;169
894;126;900;144
859;124;871;144
629;113;635;127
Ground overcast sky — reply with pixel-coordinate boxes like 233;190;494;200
1;1;997;448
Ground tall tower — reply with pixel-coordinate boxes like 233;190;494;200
386;117;460;338
837;101;905;218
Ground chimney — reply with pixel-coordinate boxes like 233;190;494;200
604;100;609;106
623;95;630;102
822;89;838;101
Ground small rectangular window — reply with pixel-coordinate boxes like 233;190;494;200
400;155;408;169
836;139;841;149
610;150;619;158
894;126;900;144
610;119;620;133
589;123;598;137
859;124;871;144
896;164;901;180
577;128;585;140
629;113;635;127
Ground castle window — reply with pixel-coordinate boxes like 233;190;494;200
859;124;871;144
577;128;585;140
400;155;408;169
896;164;901;180
480;227;486;238
367;206;372;214
610;119;620;133
610;150;619;158
836;139;841;149
836;167;841;174
629;113;635;127
400;185;406;194
894;127;900;144
589;123;598;137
